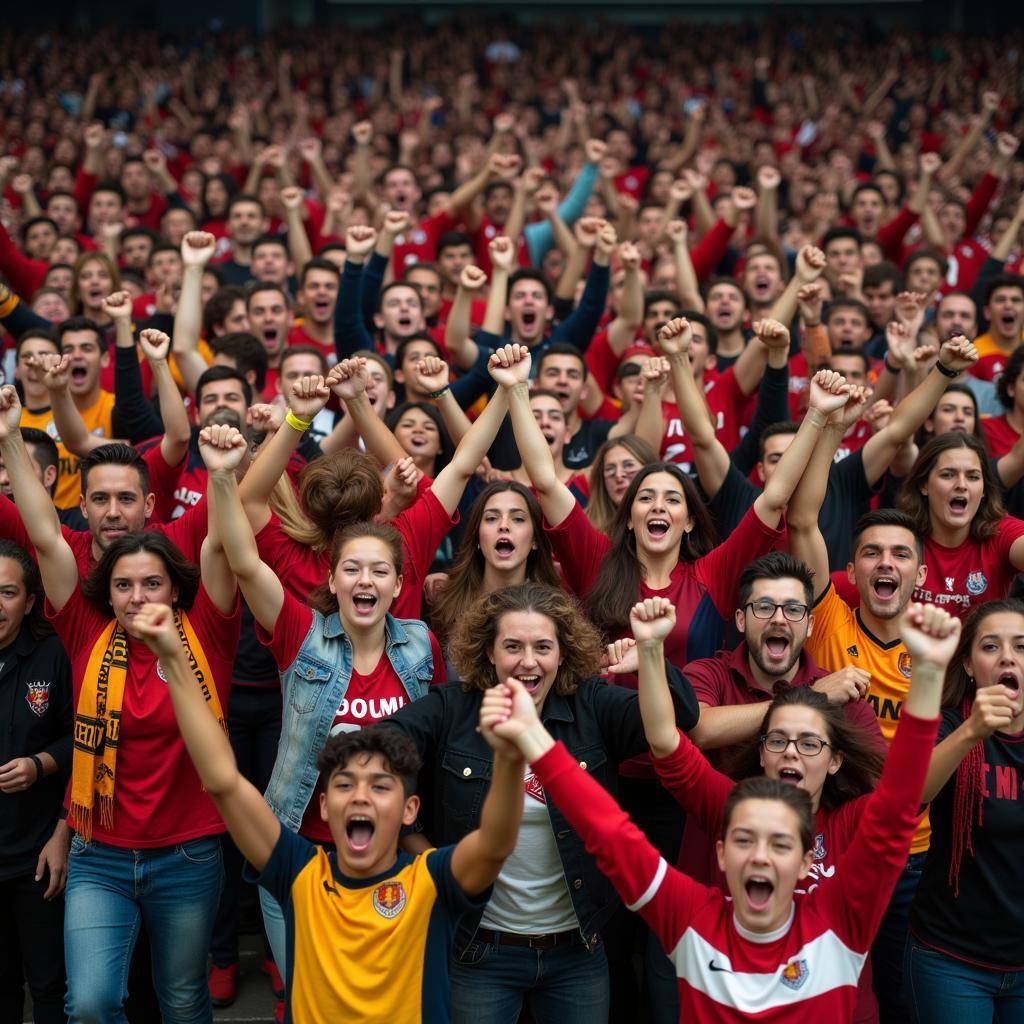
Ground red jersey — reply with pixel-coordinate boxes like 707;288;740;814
143;444;187;525
258;588;444;842
981;413;1021;458
390;210;458;273
659;368;746;469
913;516;1024;617
472;219;531;276
532;710;938;1023
47;584;240;847
286;323;335;363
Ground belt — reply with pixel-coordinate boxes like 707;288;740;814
475;927;579;949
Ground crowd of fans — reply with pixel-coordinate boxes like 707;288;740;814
1;14;1024;1024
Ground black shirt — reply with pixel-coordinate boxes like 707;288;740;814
0;625;73;879
910;707;1024;969
563;417;614;471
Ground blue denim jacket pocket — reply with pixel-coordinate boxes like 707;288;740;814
288;656;334;715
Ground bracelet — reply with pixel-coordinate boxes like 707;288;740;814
29;754;43;781
935;361;960;379
428;385;451;400
285;410;312;433
884;357;902;374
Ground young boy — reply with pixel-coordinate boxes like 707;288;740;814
480;598;956;1022
134;602;522;1023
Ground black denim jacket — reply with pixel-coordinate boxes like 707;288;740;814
383;665;698;953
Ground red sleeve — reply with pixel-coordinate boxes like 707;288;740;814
44;581;108;661
586;397;623;422
158;494;208;563
391;487;458;583
877;206;919;263
187;584;242;667
143;444;186;526
683;656;729;708
428;630;446;684
255;587;315;671
689;218;733;281
544;499;612;597
0;222;48;297
584;329;623;396
997;515;1024;559
0;494;32;551
811;712;939;951
652;729;733;834
693;504;784;615
964;173;999;239
73;167;97;217
533;740;705;954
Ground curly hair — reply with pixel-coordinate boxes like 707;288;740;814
585;434;658;537
430;482;562;643
317;725;422;797
448;583;603;696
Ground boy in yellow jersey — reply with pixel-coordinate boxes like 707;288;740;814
136;600;523;1024
788;380;931;1023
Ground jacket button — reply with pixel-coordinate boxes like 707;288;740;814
573;878;583;890
305;667;316;679
463;767;472;777
579;761;587;770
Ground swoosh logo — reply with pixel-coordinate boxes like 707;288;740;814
708;960;732;973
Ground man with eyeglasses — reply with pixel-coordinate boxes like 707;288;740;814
677;552;884;888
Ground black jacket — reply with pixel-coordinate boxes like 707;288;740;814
383;666;699;951
0;626;73;879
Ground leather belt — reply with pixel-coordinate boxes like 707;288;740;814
475;927;579;949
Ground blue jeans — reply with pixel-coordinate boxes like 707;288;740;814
906;940;1024;1023
259;886;287;981
64;834;223;1024
872;850;926;1024
450;933;609;1024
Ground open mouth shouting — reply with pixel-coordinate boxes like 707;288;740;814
751;275;772;300
646;518;671;541
345;814;375;854
948;495;970;517
351;592;379;617
515;674;541;696
744;875;775;913
762;633;791;663
998;670;1022;697
520;309;539;332
494;537;516;559
70;364;89;385
777;766;804;786
262;327;280;350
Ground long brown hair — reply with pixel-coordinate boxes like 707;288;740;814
81;532;200;612
897;433;1003;541
430;482;561;642
940;599;1024;895
307;521;404;617
585;434;658;536
726;686;884;811
586;461;716;640
69;252;121;315
448;583;603;695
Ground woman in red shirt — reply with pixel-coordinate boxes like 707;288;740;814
0;386;240;1023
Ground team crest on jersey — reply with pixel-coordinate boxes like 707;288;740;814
966;571;988;596
25;680;50;716
780;958;809;990
945;577;955;592
811;832;827;861
898;652;913;678
846;645;859;657
372;880;407;919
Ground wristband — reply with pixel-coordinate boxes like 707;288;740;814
29;754;43;781
285;410;312;433
935;361;960;379
884;357;902;374
428;385;452;400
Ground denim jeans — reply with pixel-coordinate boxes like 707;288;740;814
258;886;287;982
872;850;926;1024
450;934;609;1024
906;940;1024;1023
64;835;223;1024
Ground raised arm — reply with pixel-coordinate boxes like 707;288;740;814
330;358;407;468
666;220;704;313
279;187;313;270
0;387;78;612
173;231;218;396
607;241;644;354
196;426;239;615
445;266;485;372
138;330;191;468
134;602;280;871
632;598;682;758
767;244;827;329
36;353;107;456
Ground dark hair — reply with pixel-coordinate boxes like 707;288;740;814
253;234;288;257
585;434;659;536
722;775;814;852
317;726;421;797
919;383;983;447
897;434;1002;542
227;192;265;218
92;179;126;204
705;276;748;310
726;687;884;812
507;268;553;306
448;583;603;695
824;298;871;326
146;242;181;268
78;443;150;495
21;215;59;244
56;315;107;354
377;280;423;315
905;248;948;278
210;332;269;393
851;508;924;561
120;226;158;247
851;182;884;206
822;226;862;250
394;333;441;373
939;599;1024;895
737;552;815;608
280;344;328;376
203;285;247;337
435;230;475;258
385;401;454;474
201;172;239;222
0;538;50;639
759;421;799;458
826;350;870;375
681;309;718;355
402;262;443;286
536;342;588;379
643;290;681;316
195;365;253;409
20;427;59;495
863;261;903;291
997;346;1024;410
307;521;404;617
81;532;200;612
586;462;716;639
15;327;57;359
983;273;1024;308
431;482;563;641
298;257;340;288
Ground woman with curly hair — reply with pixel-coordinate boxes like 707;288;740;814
898;432;1024;618
382;582;699;1024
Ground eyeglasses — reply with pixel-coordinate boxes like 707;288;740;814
760;732;830;756
745;599;810;622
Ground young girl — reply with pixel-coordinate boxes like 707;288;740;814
0;385;240;1023
908;599;1024;1022
481;597;956;1023
385;400;455;479
203;424;444;978
898;433;1024;618
585;434;658;536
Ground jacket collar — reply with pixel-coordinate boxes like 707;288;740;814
540;685;575;723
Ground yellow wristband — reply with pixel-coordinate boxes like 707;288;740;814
285;410;312;432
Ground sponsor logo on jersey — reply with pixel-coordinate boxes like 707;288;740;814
25;680;50;716
372;880;407;919
781;958;809;990
966;571;988;596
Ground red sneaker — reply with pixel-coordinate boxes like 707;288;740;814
275;999;285;1024
262;958;285;999
208;962;238;1007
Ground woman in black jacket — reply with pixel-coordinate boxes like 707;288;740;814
383;582;699;1024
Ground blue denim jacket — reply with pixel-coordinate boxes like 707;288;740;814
264;610;434;832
